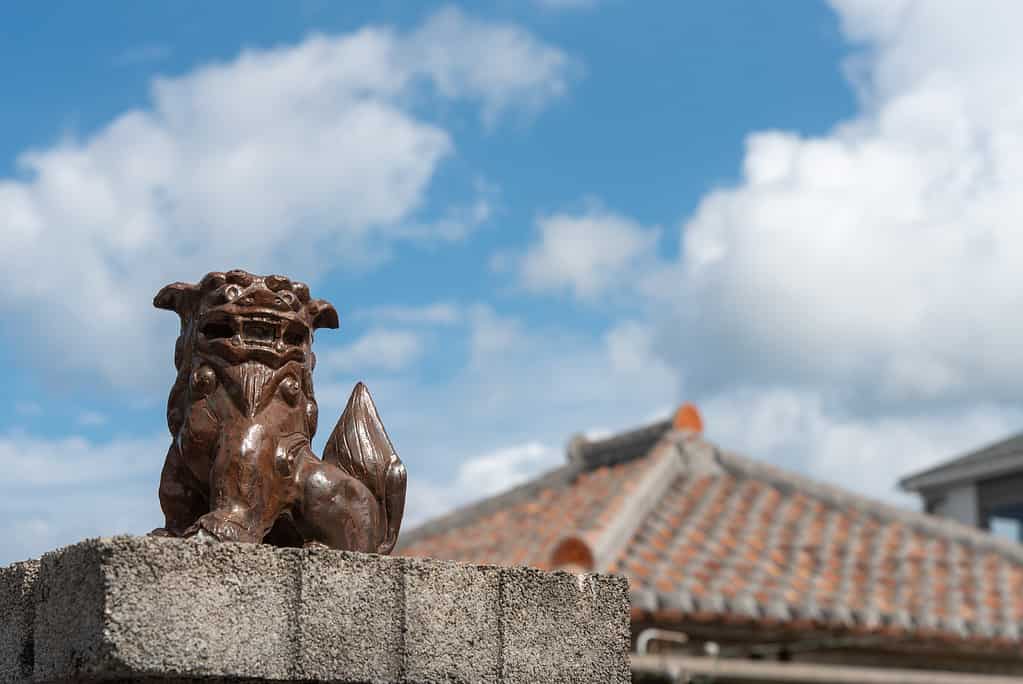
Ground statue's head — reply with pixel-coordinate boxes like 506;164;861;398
154;269;338;370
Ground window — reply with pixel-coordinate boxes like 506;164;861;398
989;515;1022;542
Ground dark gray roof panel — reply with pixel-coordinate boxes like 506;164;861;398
899;431;1023;492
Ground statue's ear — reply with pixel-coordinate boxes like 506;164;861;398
307;299;339;330
154;282;200;318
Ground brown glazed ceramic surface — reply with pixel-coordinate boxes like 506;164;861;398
151;269;406;553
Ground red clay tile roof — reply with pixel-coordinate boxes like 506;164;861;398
397;422;1023;652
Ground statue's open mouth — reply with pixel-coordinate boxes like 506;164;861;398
197;311;309;362
243;320;277;347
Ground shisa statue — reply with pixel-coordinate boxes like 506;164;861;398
150;270;406;553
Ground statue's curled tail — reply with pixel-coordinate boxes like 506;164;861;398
322;382;407;554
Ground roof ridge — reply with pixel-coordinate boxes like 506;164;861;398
568;417;672;470
686;436;1023;564
552;436;685;572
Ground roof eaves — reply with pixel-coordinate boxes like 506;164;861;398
632;653;1023;683
634;584;1023;654
898;432;1023;492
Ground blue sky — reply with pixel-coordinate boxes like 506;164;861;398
3;1;1022;564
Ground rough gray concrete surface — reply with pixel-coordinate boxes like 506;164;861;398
298;547;403;681
403;556;503;683
3;535;629;683
0;559;39;684
501;565;631;683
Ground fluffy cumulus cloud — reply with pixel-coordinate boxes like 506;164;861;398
0;432;165;562
701;388;1022;504
451;306;679;434
405;441;561;524
324;304;680;453
357;301;463;326
660;0;1023;405
646;0;1023;501
0;6;572;390
511;206;661;300
409;7;575;125
323;328;425;373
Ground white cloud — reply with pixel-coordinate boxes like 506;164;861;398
408;7;577;126
0;7;573;391
388;314;677;526
642;0;1023;498
648;0;1023;405
0;432;165;564
0;432;162;487
323;328;424;373
605;321;675;379
456;441;560;495
701;387;1021;506
459;307;679;425
405;441;561;525
358;301;462;326
392;192;494;242
318;304;681;455
513;206;660;300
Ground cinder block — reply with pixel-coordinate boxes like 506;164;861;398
4;535;629;683
0;559;39;684
500;566;631;683
403;556;502;683
33;542;109;681
297;546;403;682
34;537;299;682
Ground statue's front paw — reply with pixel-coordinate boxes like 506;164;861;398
183;512;255;543
189;527;219;543
149;527;177;538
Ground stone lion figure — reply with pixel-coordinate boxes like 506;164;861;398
151;269;406;553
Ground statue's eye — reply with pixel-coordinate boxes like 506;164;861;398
283;323;308;346
278;291;296;307
201;321;234;340
224;285;242;302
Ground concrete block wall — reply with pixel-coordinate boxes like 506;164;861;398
1;536;629;683
0;559;38;682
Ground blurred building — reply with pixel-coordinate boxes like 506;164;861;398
398;406;1023;683
901;433;1023;541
